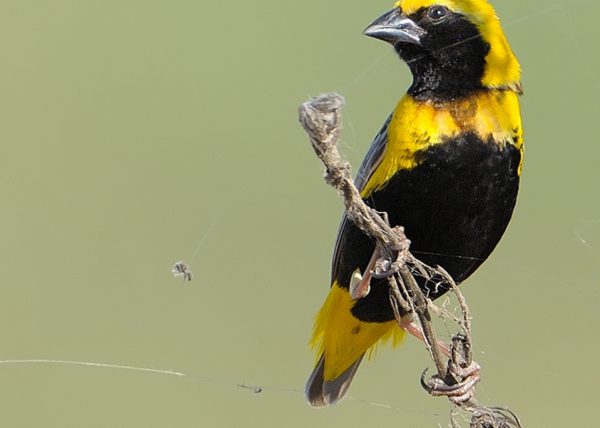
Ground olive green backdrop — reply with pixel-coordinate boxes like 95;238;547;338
0;0;598;427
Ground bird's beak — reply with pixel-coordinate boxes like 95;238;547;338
363;8;425;46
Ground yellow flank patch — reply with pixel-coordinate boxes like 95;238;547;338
310;283;404;381
393;0;521;89
361;90;523;198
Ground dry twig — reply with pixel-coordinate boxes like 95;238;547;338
298;93;522;428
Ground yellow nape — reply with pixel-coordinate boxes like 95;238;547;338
310;283;404;381
361;90;523;197
394;0;521;90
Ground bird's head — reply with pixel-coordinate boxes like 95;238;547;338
364;0;521;98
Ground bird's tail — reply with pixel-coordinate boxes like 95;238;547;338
305;352;364;407
305;283;403;407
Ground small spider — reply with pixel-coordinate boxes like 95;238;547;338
171;261;192;282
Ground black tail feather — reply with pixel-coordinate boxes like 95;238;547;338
305;353;365;407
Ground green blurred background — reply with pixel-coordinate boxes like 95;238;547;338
0;0;598;426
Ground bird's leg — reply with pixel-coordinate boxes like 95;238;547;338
421;334;481;404
398;315;451;355
351;241;402;300
349;249;379;299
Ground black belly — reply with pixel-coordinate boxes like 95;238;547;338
333;133;521;323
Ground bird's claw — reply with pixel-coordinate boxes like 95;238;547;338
371;259;395;279
421;361;481;404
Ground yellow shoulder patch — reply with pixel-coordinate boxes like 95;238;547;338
361;90;523;198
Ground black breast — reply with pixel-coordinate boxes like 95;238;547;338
334;133;521;322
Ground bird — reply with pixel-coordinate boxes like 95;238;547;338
306;0;523;407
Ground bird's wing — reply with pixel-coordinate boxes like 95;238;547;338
330;114;391;282
354;114;391;191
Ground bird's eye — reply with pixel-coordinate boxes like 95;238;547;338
428;5;449;20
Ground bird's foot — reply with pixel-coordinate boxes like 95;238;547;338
421;361;481;404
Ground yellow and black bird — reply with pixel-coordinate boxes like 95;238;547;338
306;0;523;407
